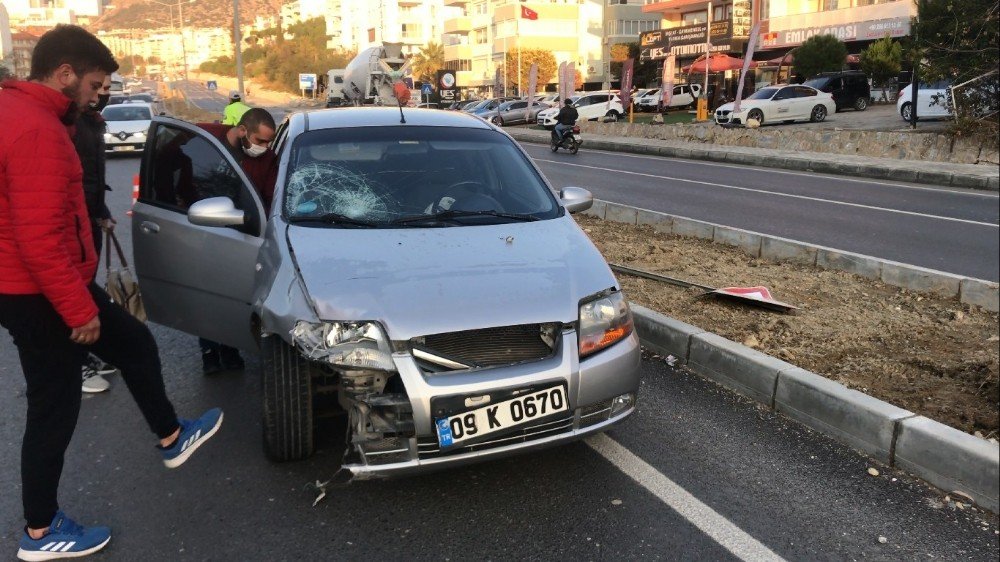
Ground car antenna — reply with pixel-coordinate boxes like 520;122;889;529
397;98;406;124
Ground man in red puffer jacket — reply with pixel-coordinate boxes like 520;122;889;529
0;25;223;562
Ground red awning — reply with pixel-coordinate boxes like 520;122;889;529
682;53;757;73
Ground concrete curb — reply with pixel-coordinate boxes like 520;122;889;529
508;129;999;191
630;305;1000;513
586;200;999;313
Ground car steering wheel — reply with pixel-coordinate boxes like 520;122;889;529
433;181;502;213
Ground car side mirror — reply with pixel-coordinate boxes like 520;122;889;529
188;197;245;227
559;186;594;214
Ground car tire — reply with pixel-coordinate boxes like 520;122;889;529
854;97;868;111
900;102;915;122
261;335;314;462
748;109;764;125
810;105;828;122
604;110;620;122
491;116;503;126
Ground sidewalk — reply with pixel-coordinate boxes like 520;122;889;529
506;128;1000;191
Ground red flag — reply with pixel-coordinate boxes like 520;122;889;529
521;6;538;20
392;82;411;105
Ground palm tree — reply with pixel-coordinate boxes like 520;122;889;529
411;41;445;82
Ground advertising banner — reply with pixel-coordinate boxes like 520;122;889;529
526;63;538;116
732;21;761;114
620;59;634;109
759;17;910;49
436;69;457;102
661;55;675;109
494;66;505;97
557;61;567;102
639;29;670;62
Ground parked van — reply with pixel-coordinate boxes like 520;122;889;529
803;71;871;111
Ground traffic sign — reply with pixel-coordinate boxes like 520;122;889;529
206;80;217;91
421;83;433;96
299;73;317;90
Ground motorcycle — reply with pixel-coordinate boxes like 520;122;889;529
550;125;581;154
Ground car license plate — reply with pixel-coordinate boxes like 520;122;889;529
435;384;568;448
113;146;134;151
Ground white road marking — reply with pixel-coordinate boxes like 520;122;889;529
586;434;786;562
534;159;999;228
524;143;999;198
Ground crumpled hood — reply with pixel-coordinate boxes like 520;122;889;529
287;216;616;340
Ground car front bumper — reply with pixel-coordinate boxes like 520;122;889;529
342;330;641;479
105;136;147;153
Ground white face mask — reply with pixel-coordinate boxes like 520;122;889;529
241;134;267;157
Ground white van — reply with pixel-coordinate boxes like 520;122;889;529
636;84;701;111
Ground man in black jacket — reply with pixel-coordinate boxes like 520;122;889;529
73;75;118;393
554;99;578;141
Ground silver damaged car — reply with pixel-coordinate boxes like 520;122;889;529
132;107;640;479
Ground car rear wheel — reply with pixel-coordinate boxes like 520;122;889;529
900;102;915;122
261;335;314;462
854;97;868;111
490;116;504;126
747;109;764;125
810;105;828;122
604;110;620;122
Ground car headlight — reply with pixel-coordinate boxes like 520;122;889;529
578;291;633;358
290;320;395;371
134;131;146;139
103;133;113;141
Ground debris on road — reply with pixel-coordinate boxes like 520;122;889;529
867;467;880;477
878;536;888;544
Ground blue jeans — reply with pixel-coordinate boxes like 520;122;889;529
554;123;573;141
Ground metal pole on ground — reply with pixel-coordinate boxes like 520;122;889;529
234;0;244;97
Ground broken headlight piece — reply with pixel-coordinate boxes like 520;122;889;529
291;320;396;371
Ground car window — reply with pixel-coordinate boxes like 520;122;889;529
574;96;592;107
283;126;560;226
102;106;151;121
509;101;528;109
795;86;817;97
750;87;780;100
141;124;261;233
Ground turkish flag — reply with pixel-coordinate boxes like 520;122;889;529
521;5;538;20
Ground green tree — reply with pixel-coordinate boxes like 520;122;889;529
792;35;848;79
609;42;658;88
411;41;445;82
913;0;998;141
503;49;556;95
860;36;902;101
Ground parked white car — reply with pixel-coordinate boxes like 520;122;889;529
714;84;835;126
538;92;625;129
897;82;952;121
637;84;702;112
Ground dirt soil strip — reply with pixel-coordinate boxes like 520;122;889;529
575;215;1000;438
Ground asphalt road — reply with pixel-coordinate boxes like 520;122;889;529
173;80;289;122
524;144;1000;281
1;157;997;560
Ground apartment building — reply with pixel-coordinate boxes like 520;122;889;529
98;27;234;78
8;30;36;77
1;2;12;62
757;0;914;57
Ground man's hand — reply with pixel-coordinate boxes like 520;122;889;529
70;316;101;345
99;218;116;232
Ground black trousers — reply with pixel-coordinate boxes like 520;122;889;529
0;284;179;528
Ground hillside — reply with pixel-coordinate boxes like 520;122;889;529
90;0;284;31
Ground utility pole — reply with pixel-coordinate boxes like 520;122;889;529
178;0;188;82
234;0;244;96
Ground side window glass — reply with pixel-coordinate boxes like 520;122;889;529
575;97;592;107
142;124;260;232
797;87;817;97
674;86;684;95
773;88;792;100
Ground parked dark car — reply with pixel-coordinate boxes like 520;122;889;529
803;71;871;111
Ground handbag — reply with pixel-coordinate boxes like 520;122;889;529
105;230;147;322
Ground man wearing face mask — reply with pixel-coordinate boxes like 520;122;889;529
72;75;119;393
196;107;278;374
0;25;224;561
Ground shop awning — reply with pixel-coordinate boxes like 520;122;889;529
682;53;757;73
759;52;862;66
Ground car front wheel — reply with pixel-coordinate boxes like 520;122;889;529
900;102;915;122
491;116;504;126
854;97;868;111
747;109;764;125
604;110;620;122
810;105;828;122
261;335;315;462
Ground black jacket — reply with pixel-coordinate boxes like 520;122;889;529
555;105;578;126
73;111;111;221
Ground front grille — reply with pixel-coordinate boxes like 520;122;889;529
413;323;558;370
578;398;614;428
417;413;575;459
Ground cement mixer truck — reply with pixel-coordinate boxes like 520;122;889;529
341;42;412;105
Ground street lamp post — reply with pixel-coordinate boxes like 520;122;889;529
148;0;193;82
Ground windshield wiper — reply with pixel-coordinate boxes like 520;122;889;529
391;209;539;225
287;212;379;228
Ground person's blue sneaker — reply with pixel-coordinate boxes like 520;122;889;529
16;511;110;561
160;408;224;468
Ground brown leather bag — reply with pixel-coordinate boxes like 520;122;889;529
105;230;147;322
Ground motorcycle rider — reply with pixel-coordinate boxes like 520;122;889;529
553;98;578;142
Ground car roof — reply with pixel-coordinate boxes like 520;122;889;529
106;101;153;109
297;106;494;132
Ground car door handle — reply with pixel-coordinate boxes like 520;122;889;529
140;221;160;234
